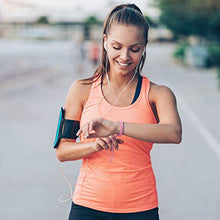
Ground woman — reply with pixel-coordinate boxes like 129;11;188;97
55;3;182;220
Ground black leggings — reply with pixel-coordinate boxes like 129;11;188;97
69;202;159;220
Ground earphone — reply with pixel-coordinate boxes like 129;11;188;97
142;47;146;56
104;41;107;51
57;42;145;204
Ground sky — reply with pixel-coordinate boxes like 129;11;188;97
0;0;160;22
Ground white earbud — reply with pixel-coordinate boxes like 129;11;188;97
142;47;146;56
104;42;107;51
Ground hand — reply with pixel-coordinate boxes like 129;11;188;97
92;136;124;152
77;118;119;138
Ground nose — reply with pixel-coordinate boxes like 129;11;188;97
120;49;130;61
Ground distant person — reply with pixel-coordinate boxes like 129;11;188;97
75;36;86;74
89;39;100;67
54;3;182;220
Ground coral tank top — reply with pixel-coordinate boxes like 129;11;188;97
72;75;158;213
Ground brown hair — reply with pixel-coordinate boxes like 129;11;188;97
82;4;149;84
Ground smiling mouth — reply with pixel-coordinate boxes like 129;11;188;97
116;61;131;67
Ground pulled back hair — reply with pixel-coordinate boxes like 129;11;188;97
82;4;149;84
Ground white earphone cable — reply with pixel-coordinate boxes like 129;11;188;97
56;157;73;203
56;45;143;203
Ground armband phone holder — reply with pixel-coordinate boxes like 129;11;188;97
53;107;80;148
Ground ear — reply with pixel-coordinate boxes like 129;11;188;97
103;34;107;51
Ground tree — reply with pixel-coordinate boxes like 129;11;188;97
36;16;50;24
156;0;220;42
145;15;158;28
84;15;102;25
82;15;102;41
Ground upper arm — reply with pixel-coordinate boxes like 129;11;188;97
57;80;91;146
64;80;91;121
149;84;182;130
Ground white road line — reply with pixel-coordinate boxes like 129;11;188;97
179;98;220;159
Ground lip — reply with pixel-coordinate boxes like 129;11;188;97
116;61;131;67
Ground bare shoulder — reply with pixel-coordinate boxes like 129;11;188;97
149;81;177;104
64;78;92;120
69;79;92;104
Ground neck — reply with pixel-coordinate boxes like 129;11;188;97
106;70;138;90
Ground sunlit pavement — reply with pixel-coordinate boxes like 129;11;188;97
0;40;219;220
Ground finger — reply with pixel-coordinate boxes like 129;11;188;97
117;138;124;144
94;138;105;151
86;132;109;138
86;123;90;136
89;119;97;130
114;138;124;151
89;121;93;131
82;127;86;138
103;137;113;151
97;138;109;150
76;128;82;136
83;124;89;138
108;135;118;151
86;133;98;139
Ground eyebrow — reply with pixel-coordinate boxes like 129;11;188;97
111;40;143;46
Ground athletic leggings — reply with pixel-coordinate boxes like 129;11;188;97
69;202;159;220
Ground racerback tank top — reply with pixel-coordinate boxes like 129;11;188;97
72;75;158;213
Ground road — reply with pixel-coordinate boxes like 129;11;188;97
0;40;220;220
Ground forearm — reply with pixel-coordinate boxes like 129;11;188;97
56;141;96;162
118;122;182;144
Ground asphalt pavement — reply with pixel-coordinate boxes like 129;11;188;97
0;40;220;220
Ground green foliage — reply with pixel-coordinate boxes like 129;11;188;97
217;67;220;90
217;68;220;78
156;0;220;42
208;44;220;67
36;16;50;24
84;15;101;25
173;42;189;62
144;15;158;28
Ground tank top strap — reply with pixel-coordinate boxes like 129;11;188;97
141;76;150;101
142;75;157;123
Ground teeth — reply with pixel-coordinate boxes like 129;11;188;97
118;61;129;66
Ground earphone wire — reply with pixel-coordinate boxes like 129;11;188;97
97;55;138;162
98;66;138;118
56;157;73;203
56;48;141;203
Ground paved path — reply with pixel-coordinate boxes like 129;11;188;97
0;40;219;220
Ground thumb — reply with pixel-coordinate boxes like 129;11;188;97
87;133;98;139
117;139;124;144
76;128;82;136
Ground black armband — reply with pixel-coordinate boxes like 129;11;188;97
53;107;80;148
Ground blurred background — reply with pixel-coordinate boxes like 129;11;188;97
0;0;220;219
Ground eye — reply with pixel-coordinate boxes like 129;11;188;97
130;48;140;53
113;46;121;50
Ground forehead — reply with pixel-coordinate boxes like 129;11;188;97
108;24;145;45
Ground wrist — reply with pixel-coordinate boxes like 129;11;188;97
114;121;123;136
114;121;121;135
90;142;98;153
